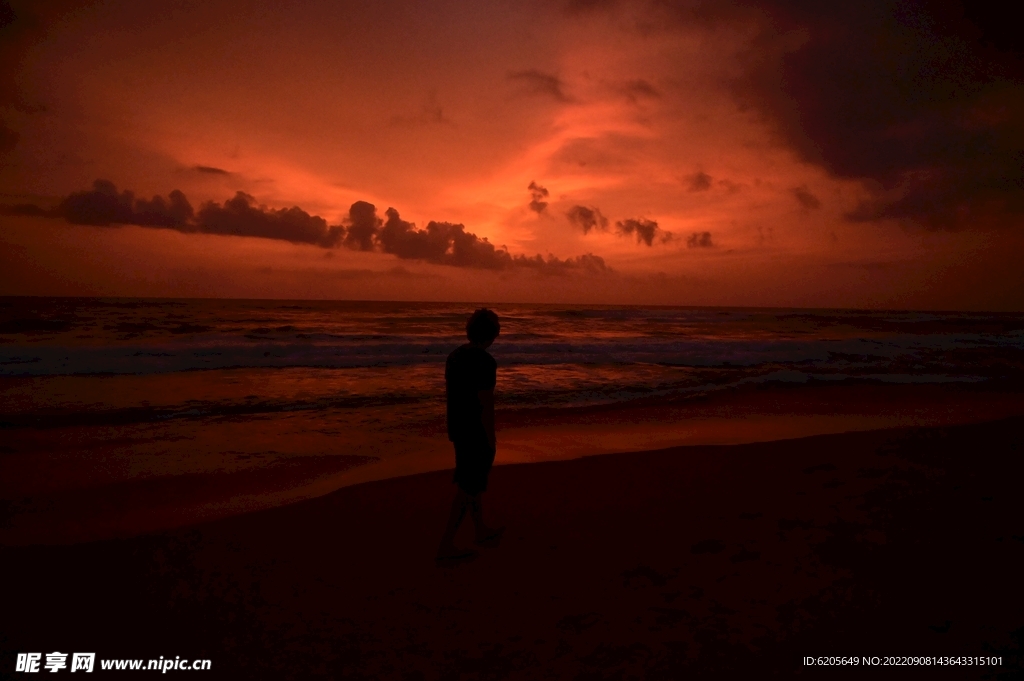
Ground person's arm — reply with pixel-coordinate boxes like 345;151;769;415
478;388;495;450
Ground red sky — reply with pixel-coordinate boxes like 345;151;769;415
2;0;1022;309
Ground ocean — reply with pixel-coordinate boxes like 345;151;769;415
4;298;1024;414
3;297;1024;543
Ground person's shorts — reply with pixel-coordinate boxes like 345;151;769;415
452;439;496;495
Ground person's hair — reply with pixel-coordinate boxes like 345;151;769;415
466;308;500;344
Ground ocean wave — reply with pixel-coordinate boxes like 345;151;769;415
0;366;994;431
0;331;1021;377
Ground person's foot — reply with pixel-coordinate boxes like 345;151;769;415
473;525;506;546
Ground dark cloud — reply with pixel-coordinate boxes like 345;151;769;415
379;208;513;269
509;252;609;273
133;192;195;228
9;180;610;273
729;0;1024;229
508;69;572;102
0;1;24;107
528;181;550;213
566;205;609;234
0;2;15;30
343;200;381;251
59;180;194;228
0;202;49;217
961;3;1023;54
616;218;674;246
196;192;343;247
193;165;230;175
791;185;821;209
686;231;714;248
6;180;344;247
378;206;609;273
0;0;71;112
688;172;712;191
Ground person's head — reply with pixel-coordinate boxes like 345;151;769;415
466;308;500;346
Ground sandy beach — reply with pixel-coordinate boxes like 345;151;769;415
3;414;1022;678
4;380;1024;546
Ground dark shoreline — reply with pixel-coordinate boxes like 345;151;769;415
3;417;1023;678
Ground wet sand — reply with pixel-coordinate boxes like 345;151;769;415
4;380;1024;545
3;416;1023;678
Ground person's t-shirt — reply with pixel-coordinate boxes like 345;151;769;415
445;344;497;442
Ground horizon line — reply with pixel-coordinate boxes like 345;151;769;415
0;294;1020;315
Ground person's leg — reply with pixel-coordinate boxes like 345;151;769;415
437;487;473;558
469;493;504;543
468;493;484;534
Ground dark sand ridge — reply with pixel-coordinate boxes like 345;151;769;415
4;381;1024;546
2;417;1022;678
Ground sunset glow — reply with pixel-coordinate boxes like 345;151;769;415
2;0;1022;308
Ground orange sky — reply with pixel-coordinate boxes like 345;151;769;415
2;0;1022;309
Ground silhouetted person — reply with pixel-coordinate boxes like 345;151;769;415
437;308;505;561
